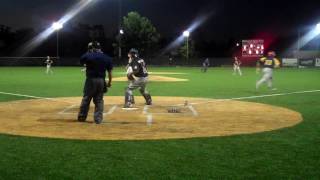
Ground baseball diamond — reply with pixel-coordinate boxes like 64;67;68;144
0;96;302;140
1;0;320;178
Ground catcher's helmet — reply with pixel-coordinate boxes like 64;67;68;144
128;48;139;55
88;41;101;50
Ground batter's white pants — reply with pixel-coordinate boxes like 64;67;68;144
46;65;53;74
233;65;242;76
256;68;273;89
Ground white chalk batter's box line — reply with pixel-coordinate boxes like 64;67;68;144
58;104;199;117
58;104;118;116
142;104;198;116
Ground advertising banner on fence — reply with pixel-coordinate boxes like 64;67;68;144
282;58;298;67
315;58;320;67
299;59;315;67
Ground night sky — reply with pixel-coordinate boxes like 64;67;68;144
1;0;320;40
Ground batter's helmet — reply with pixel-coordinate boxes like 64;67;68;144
267;51;276;57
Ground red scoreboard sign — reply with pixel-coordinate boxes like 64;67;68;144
242;40;264;57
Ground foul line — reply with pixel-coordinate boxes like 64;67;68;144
176;89;320;106
0;91;73;104
229;89;320;101
0;91;55;100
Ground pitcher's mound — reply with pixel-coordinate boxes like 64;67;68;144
0;96;302;140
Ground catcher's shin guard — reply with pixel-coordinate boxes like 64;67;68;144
143;93;152;105
139;89;152;105
124;89;134;107
130;95;135;104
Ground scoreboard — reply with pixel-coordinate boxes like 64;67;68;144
242;39;264;57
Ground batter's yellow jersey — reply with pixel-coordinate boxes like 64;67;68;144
259;57;281;68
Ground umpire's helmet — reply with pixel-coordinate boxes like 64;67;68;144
128;48;139;56
88;41;101;50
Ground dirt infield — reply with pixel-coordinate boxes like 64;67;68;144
0;96;302;140
113;75;188;82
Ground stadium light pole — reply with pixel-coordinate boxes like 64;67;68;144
183;30;190;60
52;22;63;59
119;29;124;59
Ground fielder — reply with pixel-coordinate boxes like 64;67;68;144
256;51;281;90
201;58;210;73
233;56;242;76
45;56;53;74
78;41;113;124
123;48;152;108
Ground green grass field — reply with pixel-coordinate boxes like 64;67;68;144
0;66;319;179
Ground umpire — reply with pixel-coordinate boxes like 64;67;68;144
78;41;113;124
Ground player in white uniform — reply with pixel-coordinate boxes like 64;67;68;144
45;56;53;74
233;56;242;76
256;51;281;90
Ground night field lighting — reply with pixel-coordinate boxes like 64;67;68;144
183;30;190;37
316;23;320;32
52;22;63;30
17;0;95;56
160;13;212;55
293;22;320;53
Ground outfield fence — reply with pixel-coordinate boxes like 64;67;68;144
1;56;320;67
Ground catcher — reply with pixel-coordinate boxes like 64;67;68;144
123;48;152;108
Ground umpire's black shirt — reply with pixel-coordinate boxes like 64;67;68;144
80;51;113;79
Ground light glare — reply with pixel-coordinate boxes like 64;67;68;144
183;31;190;37
52;22;63;30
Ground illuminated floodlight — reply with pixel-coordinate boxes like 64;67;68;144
17;0;95;56
316;23;320;32
119;29;124;34
160;13;212;56
183;31;190;37
236;43;240;47
52;22;63;30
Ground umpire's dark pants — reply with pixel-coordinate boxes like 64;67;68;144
78;78;105;124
